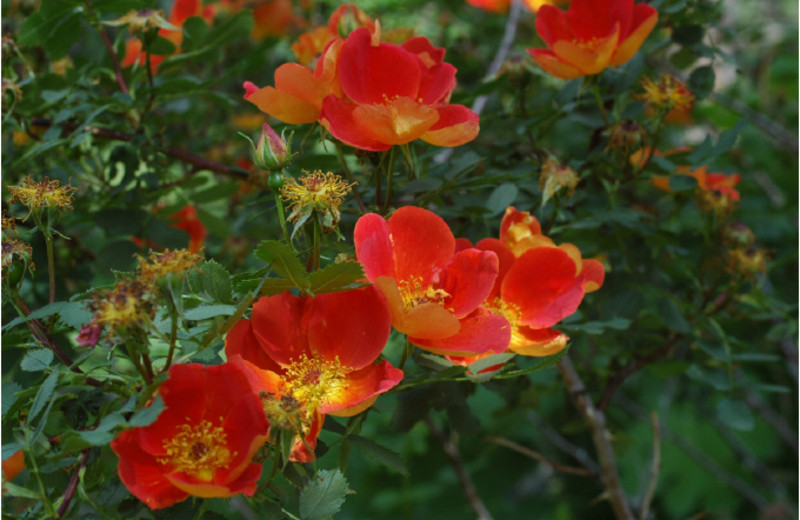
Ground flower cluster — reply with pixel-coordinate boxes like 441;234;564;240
7;176;76;219
245;15;479;151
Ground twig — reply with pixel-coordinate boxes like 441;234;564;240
743;389;798;456
426;417;494;520
95;23;130;95
56;449;90;517
638;412;661;520
527;411;599;473
598;335;679;411
558;356;634;520
485;436;597;477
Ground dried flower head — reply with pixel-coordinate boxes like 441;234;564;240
639;74;695;113
104;9;172;34
606;119;647;153
539;158;579;207
91;278;155;338
280;170;354;232
2;212;18;233
8;176;76;219
727;247;769;278
722;222;756;248
137;249;202;283
1;239;34;272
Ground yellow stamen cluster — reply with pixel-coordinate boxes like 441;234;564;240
398;276;452;312
105;9;169;34
638;74;695;113
283;354;347;410
91;277;155;337
8;176;76;218
281;170;354;229
1;239;34;272
137;249;202;283
261;391;305;432
488;298;526;348
160;420;233;481
726;247;769;278
540;158;579;207
2;213;18;233
696;189;736;219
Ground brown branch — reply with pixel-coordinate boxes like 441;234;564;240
527;411;600;473
598;335;679;411
96;24;129;95
56;449;90;517
485;436;597;477
426;418;494;520
558;356;634;520
638;412;661;520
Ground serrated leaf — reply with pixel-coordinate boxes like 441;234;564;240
200;260;233;303
58;301;93;329
255;240;309;291
717;398;754;431
259;278;302;296
128;396;165;428
183;305;237;321
20;348;54;372
2;302;66;331
309;262;366;294
349;435;408;476
299;469;350;520
28;369;60;424
2;382;23;415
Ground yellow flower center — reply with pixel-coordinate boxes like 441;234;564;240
398;276;451;312
488;298;526;348
283;354;347;411
280;171;354;227
8;176;76;218
575;37;601;52
160;420;234;482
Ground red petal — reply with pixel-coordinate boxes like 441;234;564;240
354;213;396;281
439;248;499;318
411;310;511;357
402;36;446;66
417;63;456;105
337;28;422;104
510;326;569;356
536;4;574;47
502;247;587;328
225;318;282;373
475;237;516;301
322;360;403;416
386;206;455;285
307;286;391;370
581;258;606;293
320;96;391;151
250;292;311;366
421;104;480;147
567;0;631;41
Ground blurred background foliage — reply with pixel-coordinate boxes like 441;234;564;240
1;0;797;518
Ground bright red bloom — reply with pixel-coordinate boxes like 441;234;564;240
110;363;269;510
527;0;658;79
354;206;510;357
455;207;605;357
225;287;402;461
320;27;479;151
2;450;25;482
466;0;569;13
169;205;207;253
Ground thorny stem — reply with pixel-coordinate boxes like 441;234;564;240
273;190;293;249
426;417;494;520
56;449;90;518
485;436;597;477
558;356;634;520
93;15;129;95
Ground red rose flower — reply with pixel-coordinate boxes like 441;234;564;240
110;363;269;510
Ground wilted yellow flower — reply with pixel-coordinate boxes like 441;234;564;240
638;74;695;113
1;239;33;272
104;9;172;34
2;213;18;233
137;249;202;283
727;247;769;278
8;177;76;219
539;158;579;207
281;171;354;231
91;278;156;338
606;119;647;153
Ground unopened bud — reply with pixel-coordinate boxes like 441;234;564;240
253;123;291;171
269;171;285;191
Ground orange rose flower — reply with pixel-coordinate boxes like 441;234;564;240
320;27;479;151
110;363;269;510
466;0;569;14
527;0;658;79
354;206;511;357
225;287;402;462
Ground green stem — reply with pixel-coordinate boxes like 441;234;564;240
400;143;416;180
164;308;178;372
384;146;397;212
274;190;294;249
334;143;366;213
635;113;666;175
593;82;610;127
33;211;56;304
126;342;153;384
24;429;56;517
307;212;322;272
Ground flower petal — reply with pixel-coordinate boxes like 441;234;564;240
551;27;620;75
386;206;456;285
410;310;511;357
535;4;574;47
439;248;499;318
354;213;396;280
474;237;515;301
610;4;658;66
245;85;319;125
374;276;460;338
421;104;480;147
225;318;282;373
322;360;403;416
527;48;585;80
509;326;569;356
320;96;392;151
582;258;606;293
250;292;310;366
351;97;439;145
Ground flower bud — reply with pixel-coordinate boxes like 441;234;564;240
269;171;285;191
253;123;291;171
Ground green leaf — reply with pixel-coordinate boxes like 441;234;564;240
349;435;408;476
309;262;366;294
148;35;177;55
128;396;164;428
20;348;54;372
259;278;302;296
2;481;43;500
299;469;351;520
656;299;691;334
255;240;309;291
485;183;518;216
2;302;66;331
716;398;754;431
28;369;60;423
668;174;698;192
688;65;715;100
193;260;233;304
2;443;23;461
181;16;210;52
2;382;22;415
672;24;704;46
183;304;237;321
58;301;93;329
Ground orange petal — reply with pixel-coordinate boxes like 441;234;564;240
582;258;606;293
373;277;460;339
323;360;403;416
421;104;480;147
410;310;511;357
509;327;569;356
610;5;658;67
551;28;620;75
351;97;439;146
246;85;319;124
527;48;584;80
